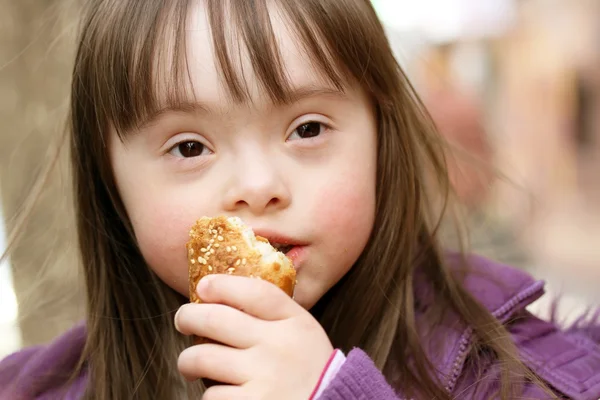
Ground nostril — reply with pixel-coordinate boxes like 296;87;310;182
266;198;280;208
235;199;250;208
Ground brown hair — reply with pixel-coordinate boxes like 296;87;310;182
67;0;551;399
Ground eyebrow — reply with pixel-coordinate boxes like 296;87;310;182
136;85;347;131
283;85;347;103
136;102;210;131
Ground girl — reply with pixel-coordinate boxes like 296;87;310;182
2;0;600;399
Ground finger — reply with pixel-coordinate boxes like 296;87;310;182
197;274;301;321
175;303;262;349
178;343;249;385
202;385;248;400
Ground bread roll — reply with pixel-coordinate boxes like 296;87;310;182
187;216;296;345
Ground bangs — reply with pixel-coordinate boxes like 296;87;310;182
78;0;386;138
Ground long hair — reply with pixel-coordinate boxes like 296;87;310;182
68;0;548;398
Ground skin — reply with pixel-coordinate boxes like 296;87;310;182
109;2;377;398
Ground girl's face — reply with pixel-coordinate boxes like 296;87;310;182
109;3;377;309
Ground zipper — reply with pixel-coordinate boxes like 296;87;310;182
445;327;474;393
444;280;546;393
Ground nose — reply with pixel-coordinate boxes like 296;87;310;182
222;150;291;215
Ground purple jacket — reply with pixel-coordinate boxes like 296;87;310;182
2;256;600;399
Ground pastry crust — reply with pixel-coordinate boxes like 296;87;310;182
187;216;296;345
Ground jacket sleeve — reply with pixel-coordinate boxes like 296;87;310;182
318;348;402;400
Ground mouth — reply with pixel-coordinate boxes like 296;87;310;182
272;243;295;254
252;228;307;257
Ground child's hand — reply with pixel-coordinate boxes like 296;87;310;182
175;274;335;400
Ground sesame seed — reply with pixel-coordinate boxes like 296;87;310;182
228;267;235;273
188;248;194;256
210;239;215;243
235;259;241;266
214;243;220;248
226;246;231;252
198;257;206;264
201;248;207;253
242;258;246;265
190;259;196;264
217;235;224;241
232;246;237;251
210;248;215;254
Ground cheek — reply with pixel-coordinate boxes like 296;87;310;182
127;194;198;295
315;175;375;237
310;162;376;272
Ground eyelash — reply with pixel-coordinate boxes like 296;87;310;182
286;120;331;142
167;138;212;159
165;119;331;159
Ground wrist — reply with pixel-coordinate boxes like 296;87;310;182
309;348;347;400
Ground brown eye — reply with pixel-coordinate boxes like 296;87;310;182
169;141;209;158
290;122;323;140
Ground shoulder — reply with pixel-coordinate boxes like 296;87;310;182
454;311;600;400
509;310;600;400
0;322;88;399
454;254;600;399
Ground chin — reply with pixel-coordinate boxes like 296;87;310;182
292;285;324;311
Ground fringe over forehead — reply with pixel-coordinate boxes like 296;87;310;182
75;0;393;138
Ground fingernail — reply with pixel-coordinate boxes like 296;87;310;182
174;307;182;332
196;275;214;297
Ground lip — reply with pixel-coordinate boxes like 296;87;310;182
252;229;308;247
252;229;308;269
283;245;306;269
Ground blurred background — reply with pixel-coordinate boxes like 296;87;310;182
1;0;599;358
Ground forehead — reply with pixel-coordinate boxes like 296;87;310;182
177;1;341;109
